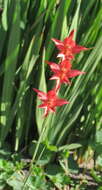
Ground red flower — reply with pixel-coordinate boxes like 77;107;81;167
33;88;69;117
47;61;85;90
52;30;88;61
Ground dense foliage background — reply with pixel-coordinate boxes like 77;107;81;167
0;0;102;189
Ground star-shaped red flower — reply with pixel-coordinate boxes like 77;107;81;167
47;61;85;90
52;30;88;61
33;88;69;117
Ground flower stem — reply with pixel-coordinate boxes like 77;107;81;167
22;117;47;189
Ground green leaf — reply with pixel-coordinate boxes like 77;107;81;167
7;172;24;190
69;0;81;36
47;173;71;189
59;143;82;151
35;48;47;134
96;155;102;167
0;0;21;145
96;130;102;144
1;0;8;30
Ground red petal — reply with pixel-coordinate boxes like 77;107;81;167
33;88;47;100
50;74;60;80
64;30;75;46
68;70;85;78
51;38;63;45
55;98;69;106
51;38;64;51
69;30;75;39
47;61;60;72
72;45;88;54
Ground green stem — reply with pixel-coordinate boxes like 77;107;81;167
22;117;47;189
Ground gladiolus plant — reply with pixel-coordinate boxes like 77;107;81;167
33;30;89;117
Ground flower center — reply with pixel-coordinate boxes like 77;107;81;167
47;98;56;108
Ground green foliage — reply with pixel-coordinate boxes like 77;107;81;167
0;155;25;190
0;1;102;189
0;152;72;190
47;173;71;189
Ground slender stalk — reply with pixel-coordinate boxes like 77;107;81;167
22;117;47;189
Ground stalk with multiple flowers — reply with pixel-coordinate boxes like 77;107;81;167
33;30;89;117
